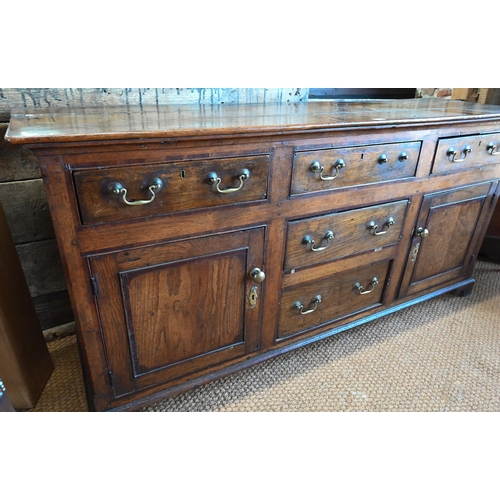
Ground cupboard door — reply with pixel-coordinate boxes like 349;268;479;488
400;182;498;297
89;229;265;398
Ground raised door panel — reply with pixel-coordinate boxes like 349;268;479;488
123;253;246;373
90;229;265;398
400;182;497;297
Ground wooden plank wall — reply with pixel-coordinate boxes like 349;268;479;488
0;88;308;331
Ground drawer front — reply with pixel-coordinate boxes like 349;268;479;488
284;200;408;271
278;259;390;339
291;141;420;195
432;132;500;174
73;155;270;224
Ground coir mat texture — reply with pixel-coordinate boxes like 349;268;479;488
28;259;500;412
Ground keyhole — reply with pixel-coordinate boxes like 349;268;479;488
180;170;186;179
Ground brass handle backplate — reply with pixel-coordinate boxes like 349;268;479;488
294;295;322;315
354;277;379;295
249;286;259;308
447;145;471;163
206;168;250;193
310;159;345;181
302;231;334;251
107;178;164;206
487;142;500;156
368;217;395;236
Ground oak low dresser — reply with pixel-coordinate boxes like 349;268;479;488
6;99;500;411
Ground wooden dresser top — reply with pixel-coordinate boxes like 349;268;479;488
6;98;500;145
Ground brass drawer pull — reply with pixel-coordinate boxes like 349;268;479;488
294;295;322;315
302;231;334;251
486;142;500;155
354;277;379;295
368;217;395;236
310;159;345;180
378;154;388;164
206;168;250;193
447;145;471;163
107;178;163;206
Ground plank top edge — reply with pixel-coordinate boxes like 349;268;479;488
5;99;500;145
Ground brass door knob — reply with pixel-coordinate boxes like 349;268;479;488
417;227;429;238
250;268;266;283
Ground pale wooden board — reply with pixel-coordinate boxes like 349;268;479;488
42;319;76;342
0;88;309;121
0;179;54;244
451;88;473;100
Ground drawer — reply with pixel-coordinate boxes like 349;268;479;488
278;259;391;339
73;155;270;224
432;132;500;175
291;141;420;195
284;200;408;271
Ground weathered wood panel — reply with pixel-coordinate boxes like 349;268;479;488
33;290;73;331
0;88;309;332
16;239;67;297
0;88;308;121
1;121;64;329
0;124;40;181
0;179;54;244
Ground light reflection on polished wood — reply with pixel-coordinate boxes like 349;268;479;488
6;99;500;144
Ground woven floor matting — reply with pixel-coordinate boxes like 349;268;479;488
28;259;500;412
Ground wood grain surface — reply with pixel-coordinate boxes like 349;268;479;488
74;155;270;224
291;141;420;194
284;200;408;270
124;252;246;372
432;132;500;175
6;99;500;144
278;259;391;338
0;88;308;121
7;99;500;411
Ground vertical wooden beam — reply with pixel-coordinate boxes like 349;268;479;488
477;88;490;104
0;201;54;409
